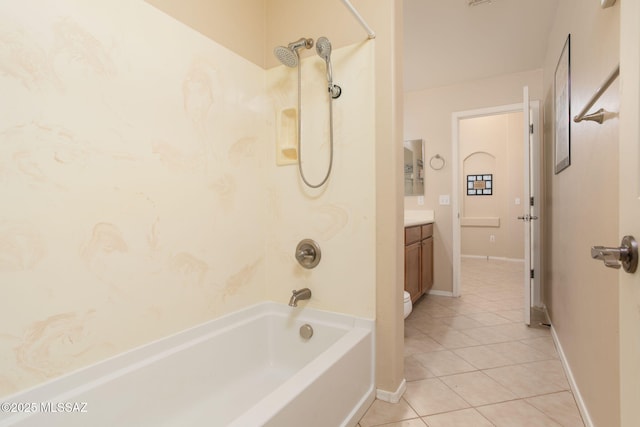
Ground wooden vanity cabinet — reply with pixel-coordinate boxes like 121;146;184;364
404;223;434;303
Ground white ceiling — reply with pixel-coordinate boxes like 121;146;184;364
403;0;559;92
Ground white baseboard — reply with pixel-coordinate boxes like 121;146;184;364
428;289;454;297
376;378;406;404
549;323;594;427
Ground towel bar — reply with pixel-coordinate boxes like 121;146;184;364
574;65;619;123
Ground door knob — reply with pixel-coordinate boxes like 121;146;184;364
591;235;638;273
517;214;539;222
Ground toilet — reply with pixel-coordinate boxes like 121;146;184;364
403;291;413;319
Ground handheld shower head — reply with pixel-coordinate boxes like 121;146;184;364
315;37;332;62
315;37;341;99
274;38;313;67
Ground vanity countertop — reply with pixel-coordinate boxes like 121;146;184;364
404;210;434;227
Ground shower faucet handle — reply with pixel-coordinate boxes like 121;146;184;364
295;239;321;269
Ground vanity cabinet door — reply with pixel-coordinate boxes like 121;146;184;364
405;224;434;303
405;241;422;302
421;236;433;294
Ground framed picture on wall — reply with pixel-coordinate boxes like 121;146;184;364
466;174;493;196
554;34;571;174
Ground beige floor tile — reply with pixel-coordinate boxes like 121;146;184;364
426;329;482;349
477;400;562;426
440;371;517;406
458;326;512;345
493;309;524;322
497;297;525;310
446;303;489;315
405;355;436;381
403;378;470;416
524;360;570;389
405;325;426;338
519;337;560;359
405;335;446;356
464;312;513;326
422;408;494;427
453;345;514;369
412;350;477;377
413;321;452;337
359;399;420;427
484;364;569;398
486;323;550;340
421;304;459;318
438;315;483;330
525;391;585;427
486;341;552;364
373;419;427;427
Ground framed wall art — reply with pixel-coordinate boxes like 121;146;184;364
554;34;571;174
466;174;493;196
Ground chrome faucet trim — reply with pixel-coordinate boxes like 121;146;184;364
289;288;312;307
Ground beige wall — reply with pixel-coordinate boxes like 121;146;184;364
1;0;403;397
404;69;543;293
0;0;268;396
460;112;524;259
145;0;267;68
541;1;620;425
371;0;405;396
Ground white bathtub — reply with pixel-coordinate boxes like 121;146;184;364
0;302;375;427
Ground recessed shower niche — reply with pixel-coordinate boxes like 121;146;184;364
276;107;298;165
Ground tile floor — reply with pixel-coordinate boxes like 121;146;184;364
358;258;585;427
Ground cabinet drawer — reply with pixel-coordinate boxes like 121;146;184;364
421;223;433;238
405;226;421;245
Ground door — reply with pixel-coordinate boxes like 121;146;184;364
421;236;433;295
618;0;640;423
520;87;541;326
405;226;422;302
522;87;532;326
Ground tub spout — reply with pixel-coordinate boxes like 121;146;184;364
289;288;312;307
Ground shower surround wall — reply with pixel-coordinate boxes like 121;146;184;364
266;44;375;317
0;0;376;397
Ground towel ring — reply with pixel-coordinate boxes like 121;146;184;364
429;154;445;171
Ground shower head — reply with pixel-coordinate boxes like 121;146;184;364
273;38;313;67
315;36;332;62
315;36;341;99
316;36;333;84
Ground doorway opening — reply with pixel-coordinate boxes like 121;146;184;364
451;98;542;325
459;111;527;320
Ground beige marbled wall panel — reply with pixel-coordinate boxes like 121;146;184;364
0;0;266;396
266;42;376;318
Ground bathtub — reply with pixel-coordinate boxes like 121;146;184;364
0;302;375;427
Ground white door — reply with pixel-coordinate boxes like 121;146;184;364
618;0;640;423
520;87;541;326
521;87;532;326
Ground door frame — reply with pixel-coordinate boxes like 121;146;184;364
451;100;541;308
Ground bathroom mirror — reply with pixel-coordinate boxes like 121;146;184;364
404;139;424;196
